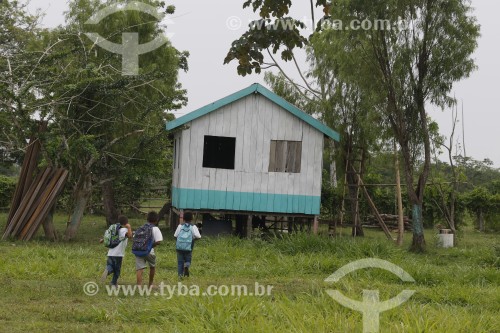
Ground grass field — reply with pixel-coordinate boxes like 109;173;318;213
0;213;499;332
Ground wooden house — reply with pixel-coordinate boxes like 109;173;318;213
166;83;340;231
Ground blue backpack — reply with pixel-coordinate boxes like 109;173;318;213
176;224;193;251
132;223;154;257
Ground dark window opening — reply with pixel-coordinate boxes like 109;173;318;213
202;135;236;169
268;140;302;173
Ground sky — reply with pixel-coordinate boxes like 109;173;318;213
25;0;500;167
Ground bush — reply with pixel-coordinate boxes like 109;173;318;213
0;175;16;208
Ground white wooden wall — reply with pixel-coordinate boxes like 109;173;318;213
172;131;182;189
175;94;324;197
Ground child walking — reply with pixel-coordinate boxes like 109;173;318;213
174;212;201;278
133;211;163;286
101;215;132;286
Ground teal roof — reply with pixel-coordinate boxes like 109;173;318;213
166;83;340;142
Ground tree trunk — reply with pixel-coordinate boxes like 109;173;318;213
65;173;92;240
398;137;428;252
329;140;338;188
348;173;364;237
42;206;57;241
246;215;253;238
449;190;457;244
345;138;364;237
101;179;119;226
409;203;426;252
395;144;404;246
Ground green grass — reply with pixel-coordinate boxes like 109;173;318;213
0;213;499;332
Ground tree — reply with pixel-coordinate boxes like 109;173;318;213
37;0;187;239
430;103;467;238
463;187;494;232
0;0;50;165
317;0;480;251
226;0;479;251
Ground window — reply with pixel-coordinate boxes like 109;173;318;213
268;140;302;173
202;135;236;169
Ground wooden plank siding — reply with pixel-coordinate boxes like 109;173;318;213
173;94;324;215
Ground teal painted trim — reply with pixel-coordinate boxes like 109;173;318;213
255;85;341;142
172;187;180;208
166;84;258;131
165;83;340;142
172;187;320;215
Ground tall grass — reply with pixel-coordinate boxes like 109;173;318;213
0;213;498;332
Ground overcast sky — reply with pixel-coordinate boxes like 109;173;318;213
26;0;500;167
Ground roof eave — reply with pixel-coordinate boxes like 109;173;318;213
166;83;340;142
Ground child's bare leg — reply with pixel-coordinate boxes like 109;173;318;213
136;269;144;285
149;267;156;286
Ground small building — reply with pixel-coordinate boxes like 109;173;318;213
166;83;340;232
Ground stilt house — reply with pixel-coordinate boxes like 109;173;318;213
166;83;340;224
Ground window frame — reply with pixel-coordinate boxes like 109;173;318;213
268;140;302;173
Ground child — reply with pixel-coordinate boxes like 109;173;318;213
134;211;163;286
101;215;132;286
174;212;201;278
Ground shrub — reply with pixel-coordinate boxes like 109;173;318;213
0;175;16;208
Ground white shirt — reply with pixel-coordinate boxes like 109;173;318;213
107;228;128;257
150;225;163;255
174;224;202;239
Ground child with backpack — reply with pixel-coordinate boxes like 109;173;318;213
174;212;201;278
132;211;163;286
100;215;132;286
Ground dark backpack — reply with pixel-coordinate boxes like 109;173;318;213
176;224;193;251
103;223;122;248
132;223;154;257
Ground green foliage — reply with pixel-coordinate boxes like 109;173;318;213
225;0;330;75
0;0;46;166
322;0;479;250
320;169;342;218
462;187;500;231
321;0;480;174
224;18;308;76
0;175;16;208
363;151;500;229
0;0;189;235
228;0;480;251
463;187;492;212
18;0;188;225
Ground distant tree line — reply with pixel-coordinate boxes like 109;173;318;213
321;154;500;232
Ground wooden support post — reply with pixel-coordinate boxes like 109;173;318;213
358;177;395;242
246;215;253;238
169;209;176;231
313;216;319;235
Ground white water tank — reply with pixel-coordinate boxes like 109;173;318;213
438;229;454;248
